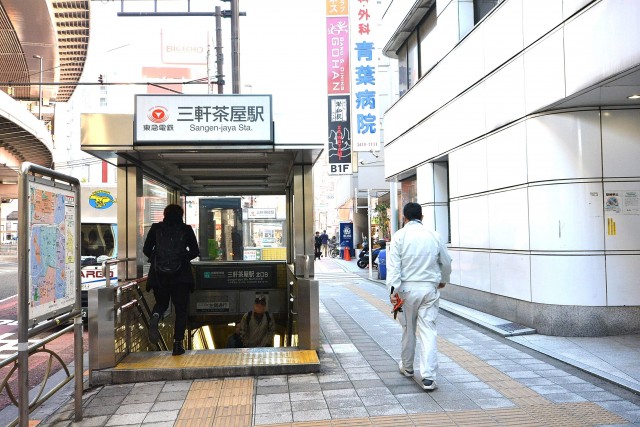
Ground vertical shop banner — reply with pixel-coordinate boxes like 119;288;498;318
326;0;352;176
326;16;350;94
326;0;348;16
350;0;379;152
327;96;352;174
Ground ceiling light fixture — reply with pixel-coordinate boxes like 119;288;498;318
158;152;268;160
193;179;267;185
179;166;267;173
199;184;269;189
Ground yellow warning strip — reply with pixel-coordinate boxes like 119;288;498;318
114;349;319;370
175;378;254;427
260;402;628;427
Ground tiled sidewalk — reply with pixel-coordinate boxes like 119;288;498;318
35;261;640;426
335;256;640;395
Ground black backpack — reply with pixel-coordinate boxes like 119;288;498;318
154;223;188;274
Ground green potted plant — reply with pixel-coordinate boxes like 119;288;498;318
374;203;390;240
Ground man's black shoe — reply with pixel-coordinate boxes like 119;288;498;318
172;341;185;356
148;313;160;344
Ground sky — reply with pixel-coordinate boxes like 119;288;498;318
81;0;328;146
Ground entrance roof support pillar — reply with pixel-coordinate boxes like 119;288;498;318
117;165;144;280
291;164;314;265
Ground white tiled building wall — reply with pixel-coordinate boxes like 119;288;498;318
446;109;640;307
382;0;640;311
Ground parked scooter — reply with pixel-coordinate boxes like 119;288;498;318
357;240;386;269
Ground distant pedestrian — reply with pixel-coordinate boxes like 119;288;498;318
143;204;200;356
387;202;452;391
320;230;329;257
314;231;322;260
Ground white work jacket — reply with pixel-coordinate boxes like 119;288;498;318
386;220;452;294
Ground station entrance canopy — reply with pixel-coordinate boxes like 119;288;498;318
81;94;321;362
81;94;322;197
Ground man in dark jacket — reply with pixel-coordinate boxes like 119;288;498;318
314;231;322;260
320;230;329;257
143;204;199;356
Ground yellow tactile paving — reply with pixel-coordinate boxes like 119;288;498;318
369;415;415;426
114;349;319;370
176;378;255;427
259;402;629;426
330;419;372;426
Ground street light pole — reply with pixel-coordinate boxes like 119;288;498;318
32;55;43;120
231;0;240;94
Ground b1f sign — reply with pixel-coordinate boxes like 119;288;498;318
134;94;274;144
327;95;352;175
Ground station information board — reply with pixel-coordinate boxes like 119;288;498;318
27;180;77;324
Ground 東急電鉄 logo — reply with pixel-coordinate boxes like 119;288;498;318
88;190;115;210
148;106;169;123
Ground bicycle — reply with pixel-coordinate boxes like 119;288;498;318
328;243;339;258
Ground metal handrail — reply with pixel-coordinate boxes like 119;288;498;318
0;321;80;427
102;257;137;287
119;276;148;292
25;310;82;339
116;275;170;352
0;322;76;370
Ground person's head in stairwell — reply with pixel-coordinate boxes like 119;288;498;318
254;296;267;314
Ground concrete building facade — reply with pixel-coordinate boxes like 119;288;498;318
381;0;640;336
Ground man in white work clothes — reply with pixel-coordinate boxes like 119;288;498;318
387;202;452;391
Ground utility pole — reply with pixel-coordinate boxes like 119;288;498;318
230;0;240;94
215;6;224;94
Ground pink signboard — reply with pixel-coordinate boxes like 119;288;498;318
326;16;350;95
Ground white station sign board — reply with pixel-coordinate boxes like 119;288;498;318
134;94;273;144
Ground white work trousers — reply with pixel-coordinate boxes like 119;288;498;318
398;282;440;381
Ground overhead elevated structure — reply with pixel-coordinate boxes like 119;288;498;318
0;0;89;196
